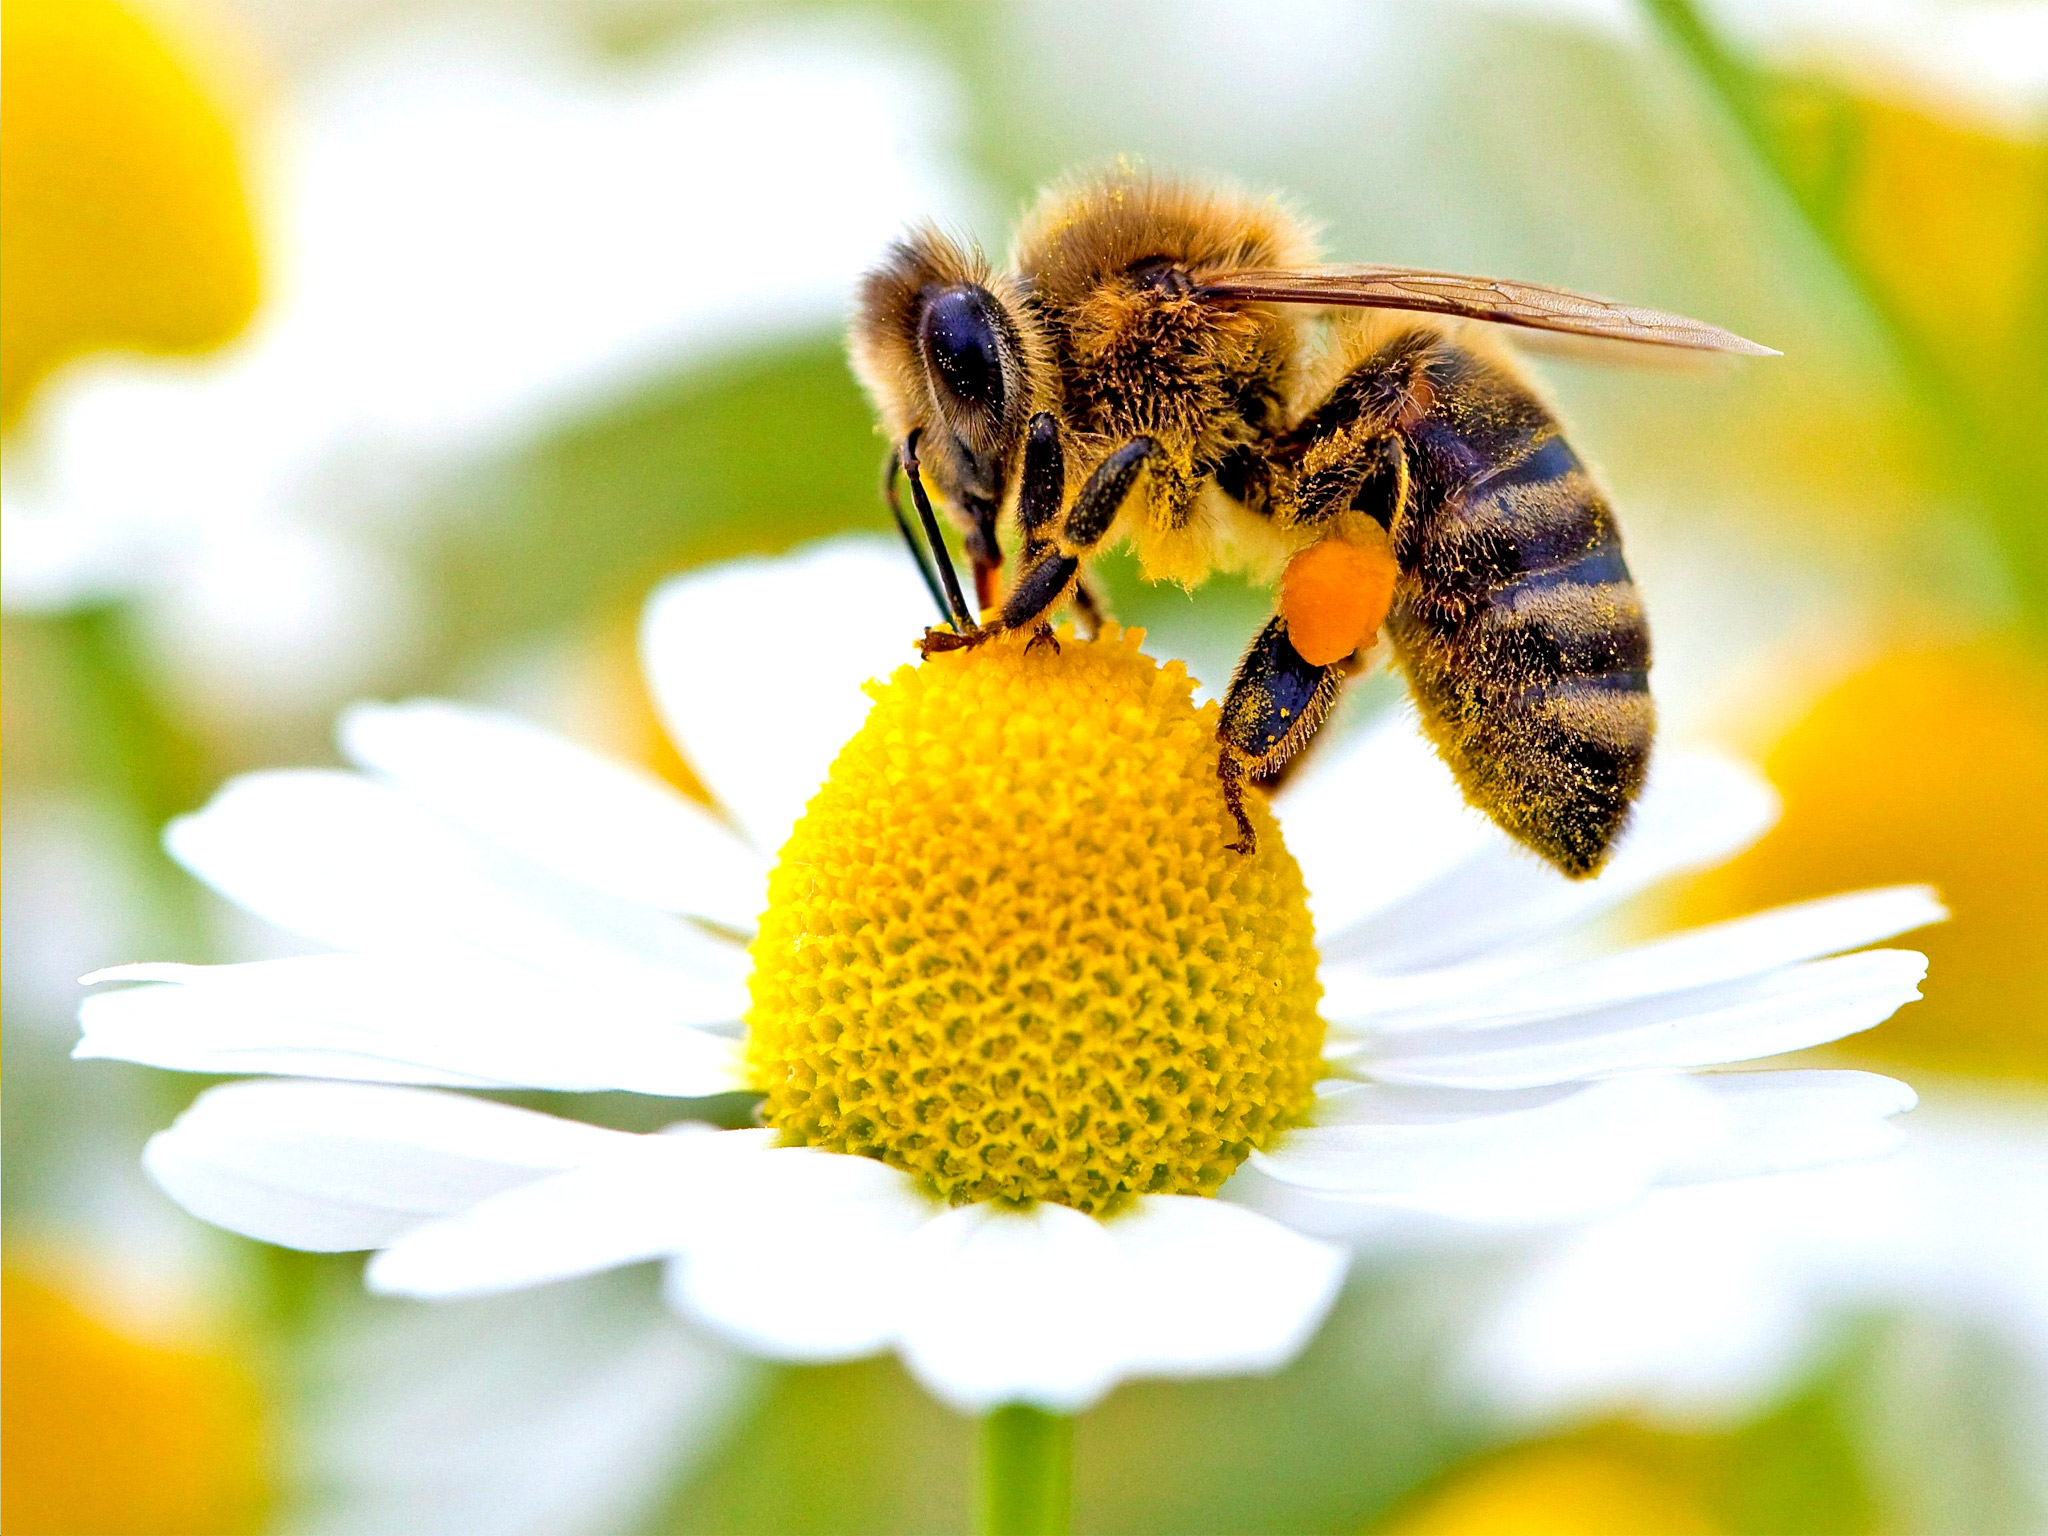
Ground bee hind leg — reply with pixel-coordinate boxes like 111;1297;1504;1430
1215;616;1344;854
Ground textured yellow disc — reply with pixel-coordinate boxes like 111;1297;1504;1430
746;625;1325;1213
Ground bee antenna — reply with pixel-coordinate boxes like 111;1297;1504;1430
882;445;949;622
899;432;980;636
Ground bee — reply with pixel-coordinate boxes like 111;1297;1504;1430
849;170;1773;877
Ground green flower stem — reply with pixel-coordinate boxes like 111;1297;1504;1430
979;1405;1071;1536
49;604;210;955
1637;0;2048;632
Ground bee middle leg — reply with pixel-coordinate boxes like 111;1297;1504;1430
1216;617;1344;855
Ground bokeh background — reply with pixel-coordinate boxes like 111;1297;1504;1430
4;0;2046;1531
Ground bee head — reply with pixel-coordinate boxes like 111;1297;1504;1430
850;227;1051;477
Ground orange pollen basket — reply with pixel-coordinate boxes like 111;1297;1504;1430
1279;534;1398;667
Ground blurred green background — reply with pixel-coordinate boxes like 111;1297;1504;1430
4;0;2045;1531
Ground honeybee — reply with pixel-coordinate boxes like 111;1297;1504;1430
849;170;1773;877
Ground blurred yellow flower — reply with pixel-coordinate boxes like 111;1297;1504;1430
1687;643;2048;1078
1774;79;2045;364
0;0;261;428
1384;1441;1718;1536
0;1265;268;1536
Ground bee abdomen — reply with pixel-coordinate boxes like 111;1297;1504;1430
1403;437;1610;617
1395;432;1653;877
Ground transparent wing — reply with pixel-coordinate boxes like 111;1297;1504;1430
1196;265;1777;356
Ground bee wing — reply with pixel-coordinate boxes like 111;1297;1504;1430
1196;265;1778;356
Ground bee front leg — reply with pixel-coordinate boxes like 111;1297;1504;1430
921;413;1064;658
881;446;949;622
1216;616;1344;854
901;431;979;639
926;433;1153;659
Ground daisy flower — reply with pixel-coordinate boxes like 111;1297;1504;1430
79;537;1938;1425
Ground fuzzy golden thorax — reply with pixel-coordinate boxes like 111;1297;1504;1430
1011;171;1320;538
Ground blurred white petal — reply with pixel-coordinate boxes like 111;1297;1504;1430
640;537;933;852
2;18;975;736
1459;1178;1819;1423
77;957;745;1097
144;1081;629;1251
1458;1086;2048;1428
301;1274;757;1536
340;699;767;930
1666;1069;1918;1182
278;24;971;447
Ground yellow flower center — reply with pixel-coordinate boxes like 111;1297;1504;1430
746;625;1325;1213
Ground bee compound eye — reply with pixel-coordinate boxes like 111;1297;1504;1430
918;286;1008;417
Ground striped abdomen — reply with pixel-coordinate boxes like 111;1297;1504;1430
1390;409;1653;878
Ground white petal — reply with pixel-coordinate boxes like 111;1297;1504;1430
1318;750;1778;974
144;1081;630;1251
667;1146;935;1362
895;1203;1132;1413
1664;1070;1917;1183
1326;886;1946;1034
1252;1076;1726;1223
367;1130;757;1299
640;537;931;854
1353;950;1928;1089
167;770;746;1023
1106;1197;1347;1379
78;958;747;1098
340;699;767;930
